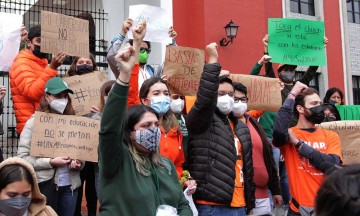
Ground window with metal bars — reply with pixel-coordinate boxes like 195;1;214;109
353;76;360;104
347;0;360;24
290;0;315;16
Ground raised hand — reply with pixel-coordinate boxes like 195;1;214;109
290;81;308;97
168;26;177;40
50;51;66;70
258;54;272;65
121;18;133;36
20;25;28;43
0;86;6;100
132;20;146;43
205;42;218;64
115;43;136;79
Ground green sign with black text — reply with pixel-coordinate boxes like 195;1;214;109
268;18;326;66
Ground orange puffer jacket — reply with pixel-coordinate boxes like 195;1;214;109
9;49;58;134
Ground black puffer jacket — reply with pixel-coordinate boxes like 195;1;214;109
186;63;255;213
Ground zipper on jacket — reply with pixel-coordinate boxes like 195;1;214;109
210;159;215;167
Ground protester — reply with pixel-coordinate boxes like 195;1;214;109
65;54;99;216
66;54;99;76
315;164;360;216
323;103;341;122
0;157;57;216
272;81;342;216
233;82;282;214
170;94;189;165
107;18;177;87
17;77;83;216
10;25;66;135
185;43;255;216
0;86;6;162
98;21;192;215
323;87;344;105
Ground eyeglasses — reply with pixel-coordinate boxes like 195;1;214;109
140;48;150;53
234;97;248;103
218;91;234;97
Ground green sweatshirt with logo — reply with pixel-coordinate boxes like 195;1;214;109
98;83;192;216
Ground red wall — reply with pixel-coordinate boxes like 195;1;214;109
173;0;283;74
323;1;345;95
173;0;345;97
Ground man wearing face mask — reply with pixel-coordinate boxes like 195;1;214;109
272;81;342;216
10;25;66;135
232;82;282;215
186;43;255;216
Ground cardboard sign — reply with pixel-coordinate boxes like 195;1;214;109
229;74;282;112
129;4;172;43
30;111;100;162
0;12;22;71
336;105;360;120
63;71;108;116
318;121;360;165
40;10;89;57
163;45;205;96
268;18;326;66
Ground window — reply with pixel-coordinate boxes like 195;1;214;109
353;76;360;104
347;0;360;23
290;0;315;16
294;71;319;92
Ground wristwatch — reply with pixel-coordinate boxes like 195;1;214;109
295;140;305;149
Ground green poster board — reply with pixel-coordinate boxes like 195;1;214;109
268;18;326;66
337;105;360;120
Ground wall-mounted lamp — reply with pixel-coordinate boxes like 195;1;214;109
220;20;239;46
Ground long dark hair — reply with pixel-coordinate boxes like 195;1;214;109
66;53;98;77
123;105;171;176
139;77;178;132
0;164;34;191
323;87;344;105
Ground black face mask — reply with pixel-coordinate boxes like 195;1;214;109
303;105;325;124
76;64;94;75
323;116;337;122
32;44;47;59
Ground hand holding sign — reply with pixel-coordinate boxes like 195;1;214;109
121;18;133;36
49;51;66;70
50;156;71;167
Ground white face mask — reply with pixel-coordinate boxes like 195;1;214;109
50;98;68;114
217;94;234;115
232;101;248;117
170;99;184;114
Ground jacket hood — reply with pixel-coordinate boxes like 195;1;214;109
0;157;47;215
18;49;49;68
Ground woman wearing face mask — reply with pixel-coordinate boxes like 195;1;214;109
66;54;98;76
65;54;99;216
17;77;83;216
322;103;341;122
232;82;282;215
323;87;344;106
99;27;192;215
0;157;57;216
139;78;196;193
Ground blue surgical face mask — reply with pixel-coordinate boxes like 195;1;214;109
149;95;170;116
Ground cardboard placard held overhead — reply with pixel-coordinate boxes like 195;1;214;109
41;10;89;57
229;74;282;112
30;111;100;162
163;45;205;96
318;121;360;165
268;18;326;66
63;71;108;116
0;12;22;71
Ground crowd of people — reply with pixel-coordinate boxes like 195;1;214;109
0;15;358;216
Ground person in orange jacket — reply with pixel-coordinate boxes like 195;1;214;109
9;25;65;134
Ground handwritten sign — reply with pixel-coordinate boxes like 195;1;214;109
336;105;360;120
268;18;326;66
41;11;89;57
30;111;100;162
318;121;360;165
229;74;282;112
129;4;172;43
0;12;22;71
163;45;204;96
63;71;108;116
